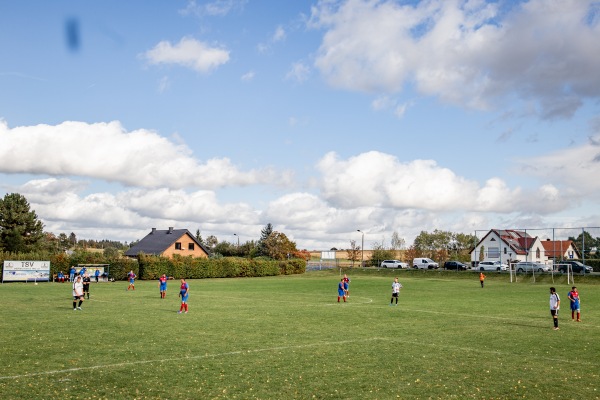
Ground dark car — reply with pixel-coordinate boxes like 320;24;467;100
557;260;593;274
444;261;467;270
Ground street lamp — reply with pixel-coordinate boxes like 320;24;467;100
233;233;239;248
357;230;364;267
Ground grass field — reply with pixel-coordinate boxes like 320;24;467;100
1;269;599;399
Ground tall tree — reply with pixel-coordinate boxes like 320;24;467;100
195;229;204;245
69;232;77;246
257;223;274;256
0;193;44;252
346;239;361;266
390;231;406;250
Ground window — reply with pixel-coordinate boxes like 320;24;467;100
488;247;500;258
175;242;182;250
536;248;540;259
188;243;194;250
504;247;507;254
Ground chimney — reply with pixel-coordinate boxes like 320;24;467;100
151;228;156;234
168;227;174;234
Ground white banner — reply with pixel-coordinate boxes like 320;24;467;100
2;260;51;282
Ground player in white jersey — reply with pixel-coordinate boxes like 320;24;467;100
72;275;84;310
390;277;403;306
549;287;560;330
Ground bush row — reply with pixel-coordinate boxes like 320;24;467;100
0;251;305;281
138;254;305;280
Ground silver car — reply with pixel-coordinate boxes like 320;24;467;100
515;262;550;273
381;260;409;269
478;261;508;271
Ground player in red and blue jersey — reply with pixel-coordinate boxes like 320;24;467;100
568;286;581;322
178;279;189;313
337;278;346;303
343;274;351;297
127;270;136;291
158;274;169;298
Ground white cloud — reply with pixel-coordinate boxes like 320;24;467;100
310;0;600;119
143;37;230;73
285;61;311;83
316;151;569;214
0;120;292;189
517;134;600;196
241;70;255;81
179;0;247;17
272;25;286;42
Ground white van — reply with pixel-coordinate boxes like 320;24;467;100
413;258;439;269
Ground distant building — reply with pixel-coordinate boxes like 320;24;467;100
470;229;544;264
124;227;209;259
540;239;580;261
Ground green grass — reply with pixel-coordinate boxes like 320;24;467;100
1;270;599;399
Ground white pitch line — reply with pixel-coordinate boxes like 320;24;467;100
0;337;387;381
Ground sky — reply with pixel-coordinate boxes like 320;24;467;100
1;0;599;251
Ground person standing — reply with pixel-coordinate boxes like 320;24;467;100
127;270;136;291
479;272;486;288
568;286;581;322
337;278;346;303
82;273;91;300
72;275;84;310
390;277;403;306
94;269;100;283
178;279;189;313
343;274;351;297
158;274;169;299
69;266;76;283
550;287;560;330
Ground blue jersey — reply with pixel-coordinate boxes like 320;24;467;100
338;282;345;296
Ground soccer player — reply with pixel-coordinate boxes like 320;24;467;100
568;286;581;322
57;271;65;283
390;277;402;306
343;274;351;297
549;287;560;330
158;274;169;299
479;272;486;288
179;279;189;313
94;269;100;283
337;278;346;303
69;265;76;282
127;270;136;291
72;275;84;310
82;273;91;299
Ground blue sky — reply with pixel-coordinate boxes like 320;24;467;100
1;0;599;250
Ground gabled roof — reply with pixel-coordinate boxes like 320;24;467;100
475;229;537;256
124;228;209;257
541;240;580;258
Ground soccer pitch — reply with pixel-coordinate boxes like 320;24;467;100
1;270;599;399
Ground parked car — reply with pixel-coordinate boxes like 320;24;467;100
444;261;467;270
413;258;439;269
514;261;551;273
478;261;508;271
381;260;409;269
557;260;593;274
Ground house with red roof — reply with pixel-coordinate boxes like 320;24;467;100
470;229;546;266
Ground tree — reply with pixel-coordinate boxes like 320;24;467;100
257;223;274;256
69;232;77;246
369;241;396;267
0;193;44;252
569;231;598;259
195;229;204;245
390;231;406;250
346;239;361;266
264;231;297;260
205;235;218;251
